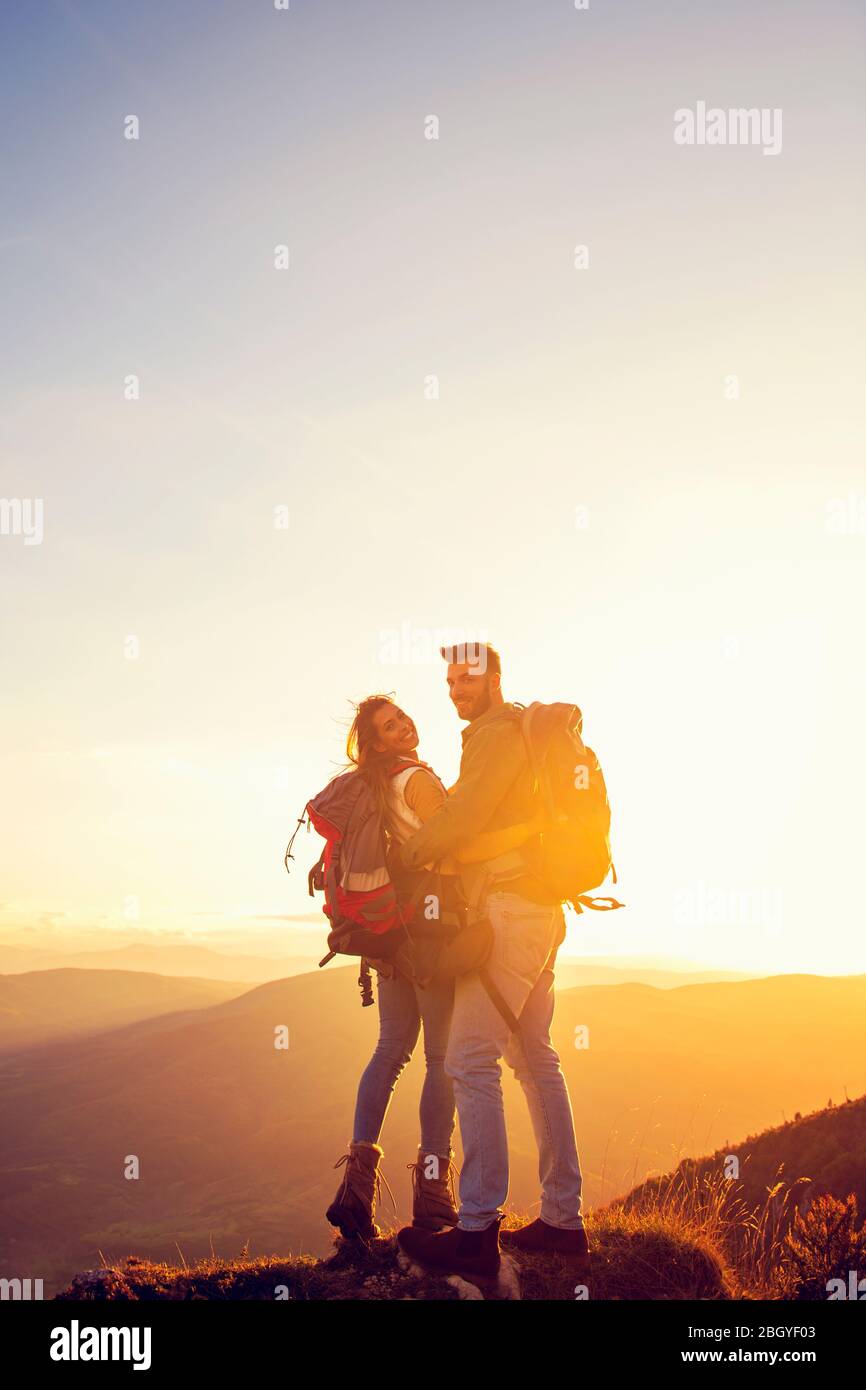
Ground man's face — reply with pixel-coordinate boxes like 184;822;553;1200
446;661;498;722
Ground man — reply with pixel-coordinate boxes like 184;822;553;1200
396;643;589;1279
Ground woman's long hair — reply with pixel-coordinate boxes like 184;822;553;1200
346;694;403;829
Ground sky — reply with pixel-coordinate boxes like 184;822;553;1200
1;0;865;972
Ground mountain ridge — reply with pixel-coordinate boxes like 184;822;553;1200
3;966;865;1296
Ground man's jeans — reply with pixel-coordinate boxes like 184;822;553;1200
445;890;584;1231
353;970;456;1156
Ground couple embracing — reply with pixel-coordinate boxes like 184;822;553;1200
325;643;590;1280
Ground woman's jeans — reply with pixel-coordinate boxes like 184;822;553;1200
446;890;584;1232
353;968;456;1156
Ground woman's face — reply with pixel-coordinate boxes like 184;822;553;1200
371;702;419;756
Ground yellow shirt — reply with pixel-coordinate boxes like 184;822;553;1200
402;766;458;873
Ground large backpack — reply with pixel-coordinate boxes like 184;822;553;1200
284;766;406;962
284;762;489;963
284;764;504;1016
516;701;623;914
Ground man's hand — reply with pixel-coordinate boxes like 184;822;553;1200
528;806;568;835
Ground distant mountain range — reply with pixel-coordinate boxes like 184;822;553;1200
1;964;864;1295
0;942;318;983
0;969;249;1053
555;960;757;990
0;939;758;989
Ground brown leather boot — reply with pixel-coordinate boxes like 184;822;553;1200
325;1141;384;1242
398;1214;502;1278
408;1148;459;1231
500;1218;590;1270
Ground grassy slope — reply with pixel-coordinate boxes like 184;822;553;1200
55;1210;734;1302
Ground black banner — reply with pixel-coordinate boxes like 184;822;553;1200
5;1296;862;1375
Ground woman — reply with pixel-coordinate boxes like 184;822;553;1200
325;694;544;1242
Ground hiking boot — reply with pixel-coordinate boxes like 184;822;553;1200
408;1148;459;1231
325;1141;384;1242
500;1217;590;1267
397;1215;502;1278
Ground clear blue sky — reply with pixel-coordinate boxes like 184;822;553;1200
1;0;865;972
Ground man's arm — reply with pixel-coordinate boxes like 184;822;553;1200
399;724;524;869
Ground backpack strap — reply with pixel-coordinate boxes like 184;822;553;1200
388;758;419;778
283;806;310;874
388;758;445;786
308;849;326;897
399;860;446;923
518;702;557;819
477;966;522;1035
473;867;524;1032
573;894;624;912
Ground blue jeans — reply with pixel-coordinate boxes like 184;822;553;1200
445;890;584;1231
352;968;456;1156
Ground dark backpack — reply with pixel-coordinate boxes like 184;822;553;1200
284;765;505;1017
516;701;623;914
284;763;488;966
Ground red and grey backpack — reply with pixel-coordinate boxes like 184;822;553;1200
284;760;428;965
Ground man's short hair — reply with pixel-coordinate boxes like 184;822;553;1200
439;641;501;678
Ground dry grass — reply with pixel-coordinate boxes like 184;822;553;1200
54;1165;864;1301
56;1237;460;1302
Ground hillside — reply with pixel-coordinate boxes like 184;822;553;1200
0;968;249;1053
2;966;865;1295
54;1211;733;1302
620;1094;866;1226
